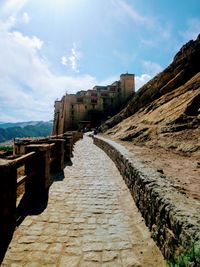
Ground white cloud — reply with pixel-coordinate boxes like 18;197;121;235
13;31;43;49
1;0;27;16
112;0;148;25
135;74;151;91
0;15;157;121
61;56;67;66
0;16;16;30
0;15;160;122
0;19;97;122
134;60;163;91
180;18;200;41
69;43;81;72
0;11;30;32
142;60;162;76
21;12;30;24
61;43;82;72
112;0;154;27
112;0;173;48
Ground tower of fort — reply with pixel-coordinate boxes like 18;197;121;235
52;73;135;135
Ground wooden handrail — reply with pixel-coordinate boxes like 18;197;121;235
1;129;83;257
14;152;36;168
17;175;27;186
17;170;37;187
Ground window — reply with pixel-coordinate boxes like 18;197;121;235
110;87;116;92
91;99;97;104
101;92;108;97
77;97;83;103
91;92;97;97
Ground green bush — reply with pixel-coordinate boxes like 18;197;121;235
0;146;13;152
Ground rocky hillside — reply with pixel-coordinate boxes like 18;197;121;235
101;34;200;156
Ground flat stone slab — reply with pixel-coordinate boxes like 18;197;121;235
2;135;166;266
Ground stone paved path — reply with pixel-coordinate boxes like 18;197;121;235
2;135;166;267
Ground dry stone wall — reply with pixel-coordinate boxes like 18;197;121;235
93;135;200;266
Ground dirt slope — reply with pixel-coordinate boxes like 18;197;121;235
106;72;200;156
101;34;200;137
100;34;200;200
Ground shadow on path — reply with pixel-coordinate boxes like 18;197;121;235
16;187;49;226
0;159;72;264
16;161;72;224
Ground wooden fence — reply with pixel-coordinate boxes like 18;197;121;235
0;131;83;262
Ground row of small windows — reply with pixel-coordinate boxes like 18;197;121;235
71;99;97;107
91;93;97;97
71;98;114;111
71;104;96;113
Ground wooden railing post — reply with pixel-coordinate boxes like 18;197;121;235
17;144;52;215
25;144;51;190
49;139;65;172
63;133;73;160
0;160;17;261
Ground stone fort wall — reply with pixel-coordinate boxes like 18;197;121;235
52;73;135;135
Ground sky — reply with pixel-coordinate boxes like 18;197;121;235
0;0;199;122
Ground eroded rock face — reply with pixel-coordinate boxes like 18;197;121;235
100;34;200;156
101;34;200;126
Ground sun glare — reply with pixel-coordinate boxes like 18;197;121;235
44;0;76;11
37;0;89;24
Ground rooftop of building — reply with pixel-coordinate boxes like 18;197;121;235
120;72;135;77
55;73;134;103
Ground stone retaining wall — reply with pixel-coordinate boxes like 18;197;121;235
93;136;200;266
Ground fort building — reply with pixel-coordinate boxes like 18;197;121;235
52;73;135;135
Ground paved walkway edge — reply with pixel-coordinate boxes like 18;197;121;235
93;135;200;266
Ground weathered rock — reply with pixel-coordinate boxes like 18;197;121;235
102;71;200;155
100;34;200;156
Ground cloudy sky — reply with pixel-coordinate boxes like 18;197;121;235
0;0;199;122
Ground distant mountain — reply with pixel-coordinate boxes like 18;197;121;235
0;121;53;142
0;120;53;129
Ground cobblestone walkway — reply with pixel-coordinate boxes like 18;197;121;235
2;135;166;267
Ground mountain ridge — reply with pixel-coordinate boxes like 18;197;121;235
0;121;53;143
0;120;53;129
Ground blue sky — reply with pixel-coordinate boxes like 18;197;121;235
0;0;199;122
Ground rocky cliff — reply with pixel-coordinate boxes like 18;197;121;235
101;34;200;156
